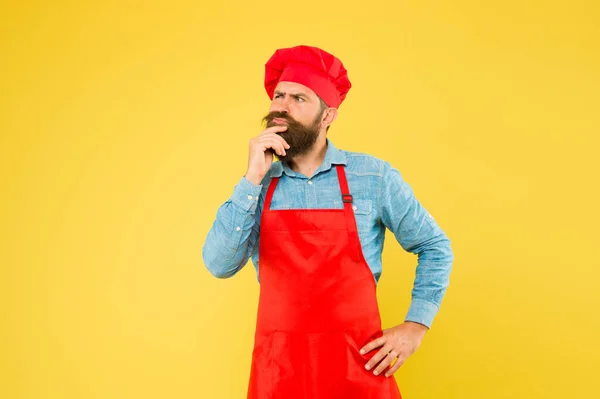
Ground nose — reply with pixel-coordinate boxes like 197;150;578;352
271;96;291;113
272;105;289;114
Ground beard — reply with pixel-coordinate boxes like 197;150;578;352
261;110;323;161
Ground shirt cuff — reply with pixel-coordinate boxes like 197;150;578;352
230;176;263;213
404;298;439;329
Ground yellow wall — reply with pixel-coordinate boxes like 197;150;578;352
2;1;599;398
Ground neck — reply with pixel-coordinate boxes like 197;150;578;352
286;135;328;178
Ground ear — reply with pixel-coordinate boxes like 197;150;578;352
322;107;338;127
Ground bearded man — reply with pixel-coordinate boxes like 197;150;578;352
203;45;454;399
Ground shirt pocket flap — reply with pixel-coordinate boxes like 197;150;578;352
352;199;373;215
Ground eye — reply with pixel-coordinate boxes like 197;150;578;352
294;96;305;102
274;93;282;99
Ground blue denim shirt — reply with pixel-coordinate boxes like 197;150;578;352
202;139;454;328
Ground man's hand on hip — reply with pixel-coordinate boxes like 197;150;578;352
359;321;428;377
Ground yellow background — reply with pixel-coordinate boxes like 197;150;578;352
2;1;599;398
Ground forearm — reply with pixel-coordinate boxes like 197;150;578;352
378;161;454;329
404;232;454;328
202;177;262;278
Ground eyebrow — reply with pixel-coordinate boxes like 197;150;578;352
274;90;309;99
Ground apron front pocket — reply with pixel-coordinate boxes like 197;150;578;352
251;330;393;398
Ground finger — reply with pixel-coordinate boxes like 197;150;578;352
262;130;290;149
261;125;288;136
384;355;405;377
260;138;287;156
365;345;392;372
373;350;399;376
257;134;290;152
255;136;287;156
360;336;386;355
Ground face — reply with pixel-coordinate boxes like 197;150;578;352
262;81;328;160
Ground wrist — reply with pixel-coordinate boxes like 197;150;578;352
405;321;429;333
244;173;262;187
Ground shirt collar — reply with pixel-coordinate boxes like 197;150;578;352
270;138;347;178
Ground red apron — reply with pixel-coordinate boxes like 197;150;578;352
247;165;402;399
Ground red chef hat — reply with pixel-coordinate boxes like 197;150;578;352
264;45;352;109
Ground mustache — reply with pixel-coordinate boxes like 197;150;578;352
262;111;299;126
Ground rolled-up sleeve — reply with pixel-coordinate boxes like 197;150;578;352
379;162;454;328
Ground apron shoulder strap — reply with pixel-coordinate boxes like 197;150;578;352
264;176;279;211
335;165;359;237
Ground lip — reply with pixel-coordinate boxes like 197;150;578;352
272;118;288;124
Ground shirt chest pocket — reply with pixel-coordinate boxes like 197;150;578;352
334;199;373;232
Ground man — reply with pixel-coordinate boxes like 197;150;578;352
203;45;454;399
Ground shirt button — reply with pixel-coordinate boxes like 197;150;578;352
235;226;241;231
255;196;259;201
308;180;313;185
352;206;357;211
247;195;253;200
